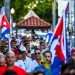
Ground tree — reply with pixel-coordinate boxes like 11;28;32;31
0;1;3;8
11;0;53;23
34;0;53;23
0;0;54;23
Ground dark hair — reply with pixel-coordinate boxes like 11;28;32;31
34;48;41;53
4;70;17;75
61;64;75;75
43;50;52;57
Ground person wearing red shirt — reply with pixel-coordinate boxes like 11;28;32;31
0;52;7;75
5;51;27;75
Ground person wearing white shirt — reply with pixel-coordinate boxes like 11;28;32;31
15;45;35;73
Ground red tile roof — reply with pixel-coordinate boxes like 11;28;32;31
17;16;51;28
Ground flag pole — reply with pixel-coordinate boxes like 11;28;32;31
52;0;57;29
8;15;12;51
4;0;11;51
63;2;70;62
63;9;67;62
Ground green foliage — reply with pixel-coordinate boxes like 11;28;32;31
0;0;3;8
11;0;53;23
0;0;54;23
34;0;53;22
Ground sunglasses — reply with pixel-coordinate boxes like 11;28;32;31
35;52;40;55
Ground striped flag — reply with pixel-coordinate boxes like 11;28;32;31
50;17;66;62
46;31;53;44
50;1;69;75
51;16;66;75
64;2;71;60
0;15;10;40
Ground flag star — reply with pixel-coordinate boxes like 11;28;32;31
5;34;9;38
3;21;7;26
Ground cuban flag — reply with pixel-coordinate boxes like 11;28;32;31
50;17;66;61
51;16;66;75
46;31;53;44
50;2;69;75
0;15;10;40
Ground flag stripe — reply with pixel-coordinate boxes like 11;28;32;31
0;15;10;40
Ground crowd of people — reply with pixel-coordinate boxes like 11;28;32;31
0;36;75;75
